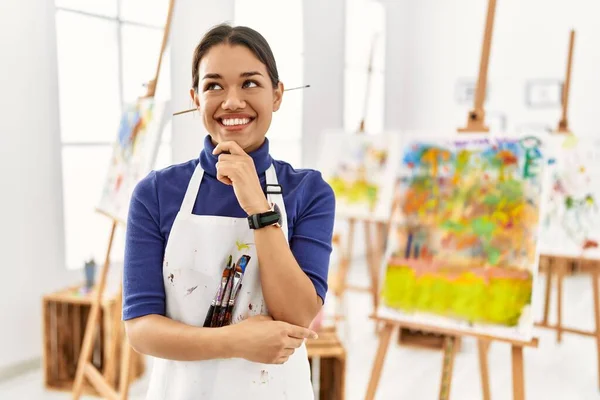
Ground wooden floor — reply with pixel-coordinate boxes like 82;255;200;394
1;259;600;399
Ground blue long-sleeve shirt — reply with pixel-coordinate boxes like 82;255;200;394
122;135;336;321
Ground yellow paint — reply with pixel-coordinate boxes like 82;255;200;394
236;241;252;251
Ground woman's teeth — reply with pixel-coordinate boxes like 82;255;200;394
221;118;251;126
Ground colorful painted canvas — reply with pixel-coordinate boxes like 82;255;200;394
377;133;548;341
540;135;600;259
97;97;169;223
318;130;400;221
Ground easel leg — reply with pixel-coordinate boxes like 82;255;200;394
118;338;133;400
337;219;355;296
511;345;525;400
591;265;600;390
72;222;117;399
542;258;553;325
439;336;458;400
477;340;491;400
363;221;379;314
364;323;394;400
556;259;564;343
72;297;102;399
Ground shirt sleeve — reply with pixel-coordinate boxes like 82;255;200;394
290;171;336;303
122;171;166;320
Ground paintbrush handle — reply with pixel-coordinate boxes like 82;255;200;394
223;282;244;326
222;304;234;326
203;304;216;327
215;276;235;327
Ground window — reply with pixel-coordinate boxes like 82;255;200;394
234;0;304;167
344;0;386;134
55;0;171;269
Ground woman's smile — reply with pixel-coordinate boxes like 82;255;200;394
216;113;256;132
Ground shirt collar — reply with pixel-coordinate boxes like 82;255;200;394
199;135;273;177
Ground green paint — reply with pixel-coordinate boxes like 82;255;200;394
471;217;496;239
382;264;532;326
487;247;501;265
440;220;466;233
565;196;574;209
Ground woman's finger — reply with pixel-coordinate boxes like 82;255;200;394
285;337;303;349
275;355;290;364
217;153;246;163
280;348;295;357
213;141;246;156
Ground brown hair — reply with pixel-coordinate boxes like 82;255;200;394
191;23;280;91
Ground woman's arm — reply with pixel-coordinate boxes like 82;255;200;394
250;174;335;328
253;224;323;328
125;314;236;361
213;141;335;329
125;314;317;363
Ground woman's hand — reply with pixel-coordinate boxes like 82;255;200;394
213;141;270;216
230;315;318;364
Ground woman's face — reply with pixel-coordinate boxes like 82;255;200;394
190;44;283;153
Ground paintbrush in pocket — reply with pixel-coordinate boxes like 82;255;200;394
203;255;233;327
220;255;251;326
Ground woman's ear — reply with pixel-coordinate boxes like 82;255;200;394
272;82;284;112
189;88;200;109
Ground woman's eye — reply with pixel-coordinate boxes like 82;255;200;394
205;83;223;91
242;80;258;89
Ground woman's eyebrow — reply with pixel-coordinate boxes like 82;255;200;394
240;71;263;78
202;73;222;80
202;71;263;79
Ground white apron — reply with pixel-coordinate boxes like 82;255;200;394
145;163;314;400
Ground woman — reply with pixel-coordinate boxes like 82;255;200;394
122;23;335;399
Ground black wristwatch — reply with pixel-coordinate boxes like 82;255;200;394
247;203;282;229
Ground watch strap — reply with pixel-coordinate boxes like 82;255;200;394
248;209;281;229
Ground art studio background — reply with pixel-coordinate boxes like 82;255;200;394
2;0;600;399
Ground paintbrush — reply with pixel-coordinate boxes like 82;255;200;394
215;255;250;327
221;255;251;326
172;85;310;116
203;255;233;327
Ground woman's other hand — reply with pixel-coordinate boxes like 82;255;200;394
230;315;318;364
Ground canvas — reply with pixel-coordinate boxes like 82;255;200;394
377;133;548;341
540;134;600;259
97;97;169;223
318;130;400;221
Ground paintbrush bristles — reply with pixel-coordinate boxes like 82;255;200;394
172;84;310;116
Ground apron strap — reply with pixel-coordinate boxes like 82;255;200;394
265;165;288;238
180;163;205;214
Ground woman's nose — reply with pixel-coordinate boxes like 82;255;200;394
222;88;245;110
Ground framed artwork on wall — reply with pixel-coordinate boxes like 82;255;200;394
525;79;563;108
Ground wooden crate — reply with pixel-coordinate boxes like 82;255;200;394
42;285;144;395
307;327;346;400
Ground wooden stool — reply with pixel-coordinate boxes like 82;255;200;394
42;285;144;396
307;327;346;400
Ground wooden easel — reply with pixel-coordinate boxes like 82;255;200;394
364;318;538;400
396;0;496;353
330;33;387;322
365;0;539;399
71;2;175;399
534;30;600;390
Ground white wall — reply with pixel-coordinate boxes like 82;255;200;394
0;0;80;371
384;0;600;136
302;0;346;169
170;0;235;163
